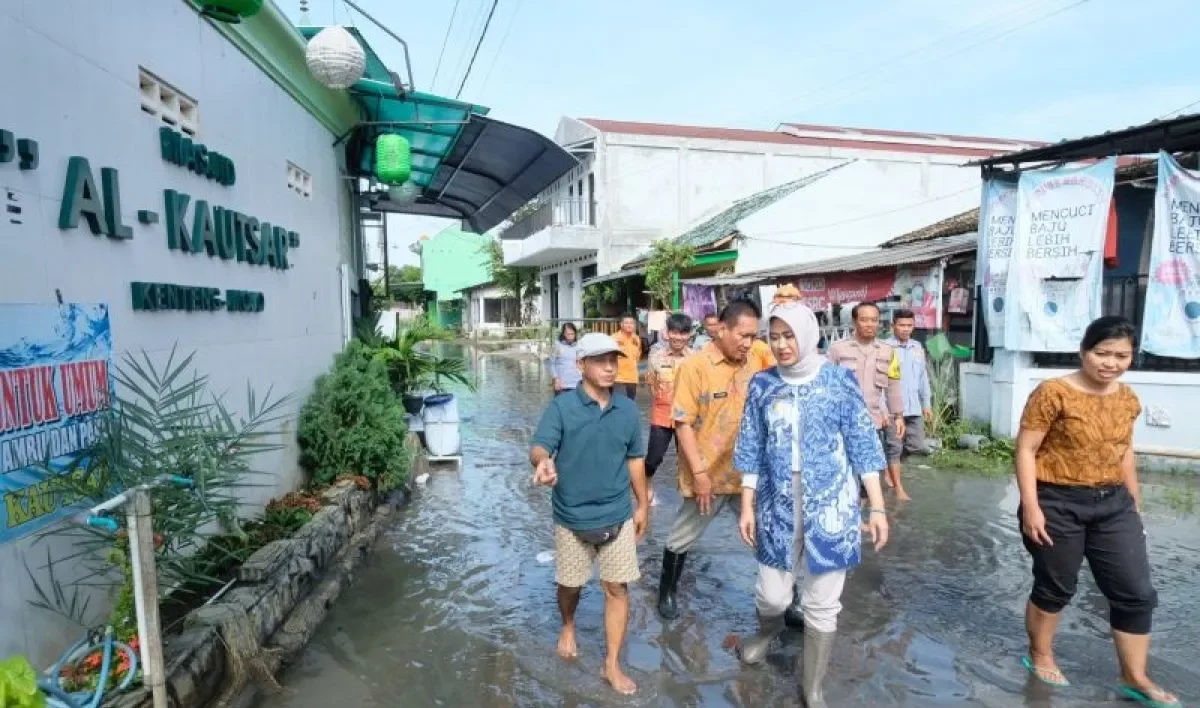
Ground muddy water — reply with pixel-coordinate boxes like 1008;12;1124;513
257;346;1200;707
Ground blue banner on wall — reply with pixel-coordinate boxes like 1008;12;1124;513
0;304;114;544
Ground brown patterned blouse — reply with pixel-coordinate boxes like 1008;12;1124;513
1019;378;1141;487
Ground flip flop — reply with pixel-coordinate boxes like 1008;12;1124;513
1022;656;1070;687
1119;684;1182;707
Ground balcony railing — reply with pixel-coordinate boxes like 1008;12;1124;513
502;197;596;240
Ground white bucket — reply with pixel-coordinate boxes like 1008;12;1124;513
421;393;461;456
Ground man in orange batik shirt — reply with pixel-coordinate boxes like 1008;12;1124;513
643;313;695;508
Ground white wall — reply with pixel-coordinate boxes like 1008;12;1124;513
959;356;1200;465
0;1;353;664
735;159;980;273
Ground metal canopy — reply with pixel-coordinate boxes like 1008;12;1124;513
366;114;578;233
970;112;1200;168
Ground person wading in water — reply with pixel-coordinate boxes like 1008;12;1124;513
883;308;933;501
734;300;889;707
656;300;771;620
1015;316;1179;707
529;332;650;695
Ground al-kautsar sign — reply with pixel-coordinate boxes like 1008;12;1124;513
0;304;114;543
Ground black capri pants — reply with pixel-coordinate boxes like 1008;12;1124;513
1018;482;1157;635
644;425;675;479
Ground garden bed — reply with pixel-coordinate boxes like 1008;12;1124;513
107;445;419;708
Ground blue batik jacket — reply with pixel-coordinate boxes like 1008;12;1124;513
733;363;886;575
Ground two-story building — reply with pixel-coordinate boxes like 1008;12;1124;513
500;117;1038;322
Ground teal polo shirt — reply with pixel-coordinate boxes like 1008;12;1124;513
531;386;647;531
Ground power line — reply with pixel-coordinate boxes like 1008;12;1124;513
731;0;1080;126
456;0;500;99
430;0;463;93
787;0;1091;121
1156;98;1200;120
477;0;522;93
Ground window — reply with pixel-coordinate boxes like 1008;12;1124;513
288;162;312;198
580;264;597;283
138;68;198;135
548;274;560;320
587;173;596;225
483;298;504;324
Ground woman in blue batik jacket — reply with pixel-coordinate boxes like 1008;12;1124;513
733;300;890;708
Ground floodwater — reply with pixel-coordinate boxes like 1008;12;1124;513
257;345;1200;707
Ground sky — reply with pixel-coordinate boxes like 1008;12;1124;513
287;0;1200;266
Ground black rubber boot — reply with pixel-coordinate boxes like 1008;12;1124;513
657;549;687;620
784;586;805;629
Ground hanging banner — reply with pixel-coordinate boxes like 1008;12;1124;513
787;269;896;311
0;304;115;544
681;284;718;322
1007;159;1116;351
892;263;943;329
977;178;1018;347
1142;151;1200;358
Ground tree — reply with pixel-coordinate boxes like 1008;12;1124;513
371;264;423;305
644;239;695;309
482;240;541;325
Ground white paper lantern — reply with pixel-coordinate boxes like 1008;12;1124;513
388;182;421;204
305;26;366;90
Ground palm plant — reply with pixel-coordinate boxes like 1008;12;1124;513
371;319;474;396
27;347;290;629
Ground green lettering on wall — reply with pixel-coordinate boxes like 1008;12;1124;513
277;228;290;269
247;219;263;264
164;189;191;251
233;212;247;262
58;157;106;235
214;207;235;260
17;138;37;170
160;127;179;164
262;224;280;268
100;167;133;240
191;200;218;256
0;130;13;163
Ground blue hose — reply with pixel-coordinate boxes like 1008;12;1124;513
39;627;138;708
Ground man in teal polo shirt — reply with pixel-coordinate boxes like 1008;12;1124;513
530;332;649;696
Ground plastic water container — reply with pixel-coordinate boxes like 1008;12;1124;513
421;393;460;456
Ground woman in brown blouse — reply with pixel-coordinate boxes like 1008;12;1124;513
1015;316;1178;707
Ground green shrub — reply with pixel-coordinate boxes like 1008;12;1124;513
297;341;409;491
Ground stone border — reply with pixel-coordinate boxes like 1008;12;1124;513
110;437;421;707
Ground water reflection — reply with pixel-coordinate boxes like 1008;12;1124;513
257;346;1199;706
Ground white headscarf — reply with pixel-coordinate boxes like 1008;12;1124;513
768;300;826;380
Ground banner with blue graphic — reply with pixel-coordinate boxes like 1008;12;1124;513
1007;159;1116;352
0;304;114;544
1142;151;1200;359
977;177;1019;349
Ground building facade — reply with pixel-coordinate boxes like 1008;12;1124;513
0;1;361;663
501;117;1037;322
410;226;493;328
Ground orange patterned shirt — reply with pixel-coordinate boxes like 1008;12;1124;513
671;342;770;496
1019;378;1141;487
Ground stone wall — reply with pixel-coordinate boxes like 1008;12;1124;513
109;442;421;708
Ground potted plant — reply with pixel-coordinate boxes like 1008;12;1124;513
371;320;474;413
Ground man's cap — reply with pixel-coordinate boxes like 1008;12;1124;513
576;332;626;360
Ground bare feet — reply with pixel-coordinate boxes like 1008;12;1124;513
895;488;912;502
556;625;578;660
602;662;637;695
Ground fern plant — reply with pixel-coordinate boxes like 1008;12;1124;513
372;319;474;396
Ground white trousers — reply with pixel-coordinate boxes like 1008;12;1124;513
754;472;846;633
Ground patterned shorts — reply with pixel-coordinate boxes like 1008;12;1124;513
554;520;640;587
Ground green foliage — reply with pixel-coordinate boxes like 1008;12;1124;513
372;319;473;395
370;264;423;305
644;240;695;308
0;655;45;708
27;348;290;628
482;240;540;325
297;341;410;491
926;355;958;438
583;282;618;318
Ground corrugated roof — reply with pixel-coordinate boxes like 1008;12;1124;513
970;112;1200;168
683;232;978;287
881;208;979;247
623;161;854;267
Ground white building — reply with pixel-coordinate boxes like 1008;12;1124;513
501;117;1038;321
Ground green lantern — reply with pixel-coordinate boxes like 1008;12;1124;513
199;0;264;23
375;134;412;185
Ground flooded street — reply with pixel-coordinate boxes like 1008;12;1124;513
257;346;1200;707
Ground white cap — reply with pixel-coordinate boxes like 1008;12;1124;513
576;332;625;360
